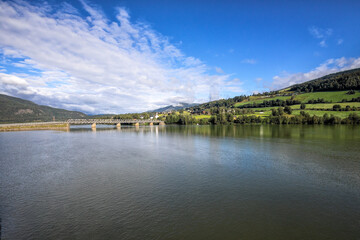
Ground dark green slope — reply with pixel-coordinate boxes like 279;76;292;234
0;94;87;123
290;68;360;92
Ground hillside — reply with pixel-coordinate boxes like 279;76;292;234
0;94;87;123
158;68;360;124
187;68;360;111
290;68;360;92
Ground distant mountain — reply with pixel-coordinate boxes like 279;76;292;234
149;103;198;113
0;94;87;123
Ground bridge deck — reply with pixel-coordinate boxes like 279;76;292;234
66;119;164;124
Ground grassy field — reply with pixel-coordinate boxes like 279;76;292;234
190;90;360;121
239;109;360;118
234;91;360;107
299;102;360;109
194;115;211;119
240;112;272;118
292;91;360;103
234;96;291;107
291;110;360;118
250;102;360;112
171;111;191;115
250;106;287;112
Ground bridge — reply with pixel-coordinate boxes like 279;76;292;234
66;119;165;129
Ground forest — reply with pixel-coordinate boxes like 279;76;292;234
290;68;360;92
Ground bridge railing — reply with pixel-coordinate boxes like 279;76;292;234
66;119;163;124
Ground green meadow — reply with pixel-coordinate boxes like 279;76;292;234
234;91;360;107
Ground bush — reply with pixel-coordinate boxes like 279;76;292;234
284;106;292;114
333;105;341;111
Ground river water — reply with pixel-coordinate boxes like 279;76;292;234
0;125;359;239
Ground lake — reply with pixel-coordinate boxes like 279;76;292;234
0;125;359;239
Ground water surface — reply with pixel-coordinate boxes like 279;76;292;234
1;125;359;239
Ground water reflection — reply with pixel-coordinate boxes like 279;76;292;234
131;124;360;142
0;125;359;239
65;124;360;145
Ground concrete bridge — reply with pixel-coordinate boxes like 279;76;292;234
66;119;165;129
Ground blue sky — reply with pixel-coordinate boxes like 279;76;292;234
0;0;359;113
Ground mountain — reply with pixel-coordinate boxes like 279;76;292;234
149;103;198;113
0;94;87;123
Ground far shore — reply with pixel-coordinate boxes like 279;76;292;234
0;122;69;131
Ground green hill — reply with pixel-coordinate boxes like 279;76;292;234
234;91;360;107
289;68;360;92
187;68;360;111
0;94;87;123
172;68;360;124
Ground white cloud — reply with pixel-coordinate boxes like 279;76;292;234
309;26;332;39
215;67;224;74
319;40;327;47
241;59;257;64
0;73;29;87
271;56;360;90
308;26;333;48
221;78;244;94
0;0;232;114
337;39;344;45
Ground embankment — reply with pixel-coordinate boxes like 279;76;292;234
0;122;69;131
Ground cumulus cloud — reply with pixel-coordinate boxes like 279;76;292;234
308;26;333;48
241;59;257;64
271;57;360;90
0;0;235;114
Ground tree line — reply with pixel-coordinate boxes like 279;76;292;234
238;99;301;109
164;109;360;125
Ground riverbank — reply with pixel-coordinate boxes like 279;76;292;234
0;122;69;131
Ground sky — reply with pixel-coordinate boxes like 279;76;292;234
0;0;360;114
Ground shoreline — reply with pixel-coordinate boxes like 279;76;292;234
0;122;69;132
1;122;360;132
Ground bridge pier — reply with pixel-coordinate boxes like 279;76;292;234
66;119;163;128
